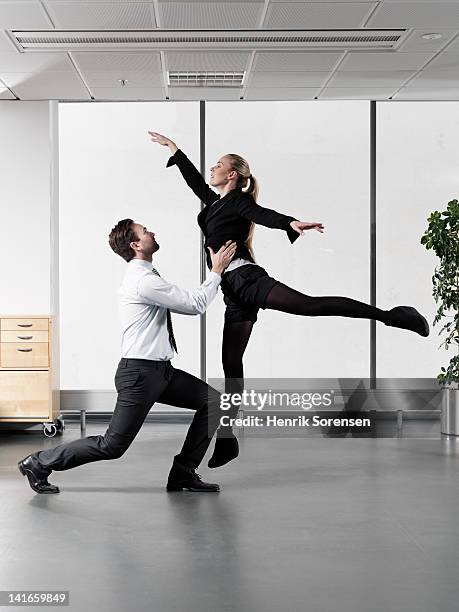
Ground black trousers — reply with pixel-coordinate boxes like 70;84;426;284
37;358;222;473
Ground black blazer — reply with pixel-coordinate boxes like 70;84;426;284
166;149;299;270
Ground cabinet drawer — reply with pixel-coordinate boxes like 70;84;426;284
0;343;49;368
1;318;49;331
0;371;50;418
1;331;49;343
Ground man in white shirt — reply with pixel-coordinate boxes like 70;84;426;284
18;219;236;494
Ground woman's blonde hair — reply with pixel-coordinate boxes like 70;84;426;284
226;153;258;262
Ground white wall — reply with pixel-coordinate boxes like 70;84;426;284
59;102;201;390
377;102;459;379
206;101;371;380
0;101;53;314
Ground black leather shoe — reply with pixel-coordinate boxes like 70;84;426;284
18;454;60;494
384;306;430;337
208;435;239;468
167;461;220;492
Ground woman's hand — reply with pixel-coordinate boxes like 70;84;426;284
290;220;325;235
208;240;237;276
148;131;178;154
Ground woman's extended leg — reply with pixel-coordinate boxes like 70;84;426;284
263;281;429;336
265;281;389;321
207;319;255;468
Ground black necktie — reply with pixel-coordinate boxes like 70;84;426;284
151;267;178;354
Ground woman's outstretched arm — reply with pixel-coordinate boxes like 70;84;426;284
148;131;218;207
236;193;324;244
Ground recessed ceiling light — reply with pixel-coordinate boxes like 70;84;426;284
421;33;442;40
10;29;409;51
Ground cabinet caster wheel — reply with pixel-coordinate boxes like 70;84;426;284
54;417;65;435
43;423;58;438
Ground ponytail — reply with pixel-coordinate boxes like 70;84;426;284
227;154;259;262
244;175;258;261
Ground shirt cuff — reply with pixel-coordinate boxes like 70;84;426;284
207;270;222;283
166;148;184;168
284;217;300;244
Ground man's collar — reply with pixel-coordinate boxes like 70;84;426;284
129;258;153;270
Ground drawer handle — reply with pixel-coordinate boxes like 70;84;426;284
17;336;33;340
17;324;33;328
17;348;33;352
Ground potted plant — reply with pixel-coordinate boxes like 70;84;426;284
421;198;459;435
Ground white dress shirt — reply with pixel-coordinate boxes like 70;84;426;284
225;257;257;273
118;258;221;361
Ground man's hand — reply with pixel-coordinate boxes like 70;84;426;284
208;240;237;276
148;131;178;155
290;220;325;235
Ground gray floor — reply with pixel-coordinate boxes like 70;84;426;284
1;423;459;612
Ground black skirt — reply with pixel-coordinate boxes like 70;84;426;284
220;264;278;323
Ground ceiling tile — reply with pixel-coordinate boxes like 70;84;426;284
245;87;318;100
0;32;17;53
425;54;459;70
264;2;377;29
0;85;16;99
39;0;151;2
394;86;459;100
165;52;250;71
398;29;458;53
159;2;264;29
71;52;162;72
406;67;459;88
0;1;51;28
253;51;342;71
327;70;413;87
42;0;150;2
45;1;156;28
0;52;73;72
1;71;91;99
266;0;378;2
367;2;459;28
91;87;164;100
432;35;459;55
320;87;394;99
160;0;261;1
72;52;164;90
169;86;242;100
339;51;434;71
83;71;163;87
249;71;328;87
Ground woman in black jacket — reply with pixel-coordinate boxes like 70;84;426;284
149;131;429;468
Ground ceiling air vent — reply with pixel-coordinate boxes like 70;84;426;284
8;29;408;51
168;71;245;87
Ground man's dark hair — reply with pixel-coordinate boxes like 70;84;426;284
108;218;139;262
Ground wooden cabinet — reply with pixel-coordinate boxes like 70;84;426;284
0;315;61;435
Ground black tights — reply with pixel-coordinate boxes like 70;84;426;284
220;320;254;432
222;319;254;382
220;282;390;431
265;281;390;323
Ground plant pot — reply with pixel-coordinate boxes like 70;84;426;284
441;387;459;436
